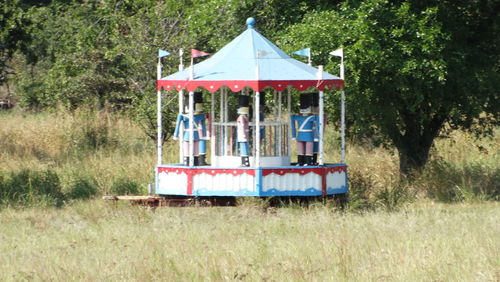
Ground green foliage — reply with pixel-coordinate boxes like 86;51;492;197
2;0;498;182
0;0;33;83
0;169;65;207
374;185;413;212
7;0;342;143
345;170;373;211
67;176;99;200
280;0;499;174
71;111;116;151
110;178;141;195
421;160;499;202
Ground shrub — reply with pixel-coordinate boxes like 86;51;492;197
346;170;373;211
67;177;99;200
374;184;413;211
0;169;65;207
110;178;141;195
420;160;499;202
71;110;117;151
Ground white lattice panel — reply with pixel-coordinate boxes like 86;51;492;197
326;171;346;189
262;173;322;192
157;171;188;194
193;173;256;193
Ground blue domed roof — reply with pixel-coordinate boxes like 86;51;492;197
158;18;343;92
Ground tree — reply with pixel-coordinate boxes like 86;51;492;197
0;0;29;84
10;0;338;143
280;0;499;175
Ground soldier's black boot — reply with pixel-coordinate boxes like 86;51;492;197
241;156;250;167
303;155;310;166
183;157;190;166
296;155;303;166
307;155;315;166
194;156;200;166
313;154;318;165
198;154;208;166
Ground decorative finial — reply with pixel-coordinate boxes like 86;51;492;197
246;17;256;29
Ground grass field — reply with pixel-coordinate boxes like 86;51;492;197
0;200;498;281
0;109;498;280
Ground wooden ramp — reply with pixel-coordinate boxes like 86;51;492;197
102;195;236;207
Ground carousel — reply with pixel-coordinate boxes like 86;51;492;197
154;18;348;197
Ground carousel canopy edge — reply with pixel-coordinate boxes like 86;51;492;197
157;17;344;93
156;79;344;93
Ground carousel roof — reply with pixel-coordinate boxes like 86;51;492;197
157;18;344;93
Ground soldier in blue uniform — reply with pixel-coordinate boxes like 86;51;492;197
291;93;319;166
237;95;251;167
195;93;209;166
173;92;207;166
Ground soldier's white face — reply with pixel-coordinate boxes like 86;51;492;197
300;107;311;115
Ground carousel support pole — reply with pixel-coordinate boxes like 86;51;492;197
340;55;346;163
156;58;163;166
223;88;229;156
219;88;224;156
178;49;184;163
252;89;256;163
255;91;261;167
255;65;261;167
188;56;194;167
287;86;292;158
188;91;194;166
331;48;346;163
178;89;184;164
210;91;215;164
318;65;325;166
278;91;282;156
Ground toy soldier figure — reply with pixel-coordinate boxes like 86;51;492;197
237;95;251;167
198;111;210;166
173;92;207;166
291;93;319;166
259;92;266;154
195;93;209;166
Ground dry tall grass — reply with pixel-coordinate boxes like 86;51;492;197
1;110;499;280
0;200;498;281
0;109;498;205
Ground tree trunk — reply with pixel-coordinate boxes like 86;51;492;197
392;107;446;178
397;144;432;177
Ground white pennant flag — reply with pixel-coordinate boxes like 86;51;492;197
329;48;343;58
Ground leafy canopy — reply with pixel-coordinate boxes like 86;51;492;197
280;0;499;173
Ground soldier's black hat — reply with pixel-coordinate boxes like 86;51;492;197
194;92;203;103
300;93;312;109
239;94;250;107
310;92;319;107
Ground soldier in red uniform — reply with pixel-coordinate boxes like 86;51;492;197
237;95;251;167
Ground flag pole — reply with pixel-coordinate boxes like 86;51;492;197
318;65;324;166
188;54;194;167
157;57;163;166
178;48;184;163
255;64;261;167
190;57;194;80
340;53;346;163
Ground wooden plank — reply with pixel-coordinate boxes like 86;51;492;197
102;195;160;201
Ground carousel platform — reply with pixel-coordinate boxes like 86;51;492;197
156;163;347;197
